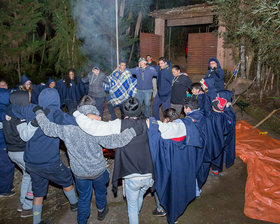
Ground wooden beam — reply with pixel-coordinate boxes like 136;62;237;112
155;18;165;57
167;16;213;27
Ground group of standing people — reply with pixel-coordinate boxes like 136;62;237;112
0;55;236;224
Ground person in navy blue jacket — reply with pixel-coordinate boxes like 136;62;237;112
56;68;86;115
12;88;78;224
18;74;44;104
128;58;158;117
147;97;205;224
152;57;173;120
0;86;15;197
204;57;225;91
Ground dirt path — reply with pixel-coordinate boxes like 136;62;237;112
0;105;278;224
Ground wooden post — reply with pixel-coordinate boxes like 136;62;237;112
155;18;165;57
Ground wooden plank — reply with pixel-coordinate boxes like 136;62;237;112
167;16;213;26
140;33;161;62
187;32;217;75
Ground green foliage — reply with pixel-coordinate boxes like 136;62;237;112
0;0;43;83
212;0;280;75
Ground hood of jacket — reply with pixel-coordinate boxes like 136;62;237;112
218;90;232;102
208;57;221;69
10;90;29;106
46;78;56;87
38;88;60;108
20;74;31;85
0;88;10;105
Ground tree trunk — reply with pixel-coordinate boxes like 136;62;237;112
126;10;133;35
72;33;75;68
119;0;125;17
39;32;47;74
256;48;261;85
128;10;142;63
271;73;275;91
264;67;271;90
240;42;246;78
17;56;21;82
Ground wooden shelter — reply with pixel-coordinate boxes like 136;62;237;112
141;3;235;75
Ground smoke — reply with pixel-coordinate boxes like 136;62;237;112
71;0;153;74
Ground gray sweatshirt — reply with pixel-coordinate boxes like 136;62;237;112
82;71;108;98
35;111;136;179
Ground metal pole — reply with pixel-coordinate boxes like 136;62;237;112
115;0;119;66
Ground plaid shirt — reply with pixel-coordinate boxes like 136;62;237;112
106;69;137;106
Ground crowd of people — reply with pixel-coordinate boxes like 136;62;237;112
0;55;236;224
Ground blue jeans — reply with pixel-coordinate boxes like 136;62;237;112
107;102;124;120
124;175;154;224
0;148;14;194
75;170;109;224
152;94;171;120
8;151;33;210
136;89;153;117
94;96;105;119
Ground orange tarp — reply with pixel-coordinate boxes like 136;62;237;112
236;121;280;224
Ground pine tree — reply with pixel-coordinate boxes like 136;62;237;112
0;0;43;83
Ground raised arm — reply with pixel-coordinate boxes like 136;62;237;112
97;128;136;149
35;110;66;140
73;110;121;136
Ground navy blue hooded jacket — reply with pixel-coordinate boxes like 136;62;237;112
203;77;217;115
19;74;43;105
204;57;225;91
0;88;10;149
156;65;173;101
219;90;236;168
148;111;205;224
12;88;77;166
56;77;86;106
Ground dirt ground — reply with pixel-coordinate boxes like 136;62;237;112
0;103;278;224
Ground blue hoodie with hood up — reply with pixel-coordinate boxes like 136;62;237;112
204;57;225;91
12;88;77;166
0;88;10;149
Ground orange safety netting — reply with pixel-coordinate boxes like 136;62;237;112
236;120;280;224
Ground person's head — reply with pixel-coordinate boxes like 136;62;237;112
183;97;199;114
146;55;152;63
9;90;29;106
163;108;179;123
92;66;100;75
0;80;8;89
77;95;99;116
78;95;96;107
209;60;217;69
122;97;142;118
68;68;76;80
158;57;168;69
138;58;147;68
65;68;77;87
191;82;202;95
119;62;127;72
172;65;181;77
49;81;56;88
211;97;227;112
200;79;208;91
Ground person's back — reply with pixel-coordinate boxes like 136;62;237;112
34;95;140;224
112;97;154;224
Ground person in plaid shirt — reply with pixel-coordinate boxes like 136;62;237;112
106;62;137;119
